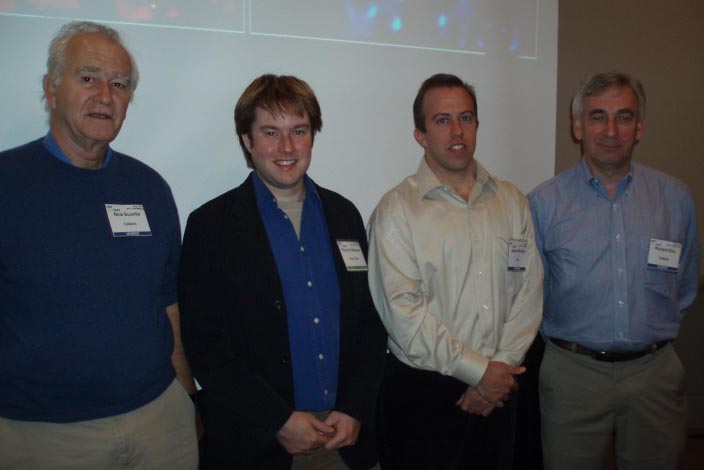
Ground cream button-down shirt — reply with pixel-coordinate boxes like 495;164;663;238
368;158;543;386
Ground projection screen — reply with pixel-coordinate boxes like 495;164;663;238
0;0;558;223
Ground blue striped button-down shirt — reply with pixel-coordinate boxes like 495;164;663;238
529;159;699;351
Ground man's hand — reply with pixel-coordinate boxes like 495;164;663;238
323;411;361;451
276;411;335;455
476;361;525;404
456;386;495;416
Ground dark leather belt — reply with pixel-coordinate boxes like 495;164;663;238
549;337;670;362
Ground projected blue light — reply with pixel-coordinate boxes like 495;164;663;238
329;0;536;57
391;16;403;31
367;5;378;19
509;26;520;52
391;16;402;31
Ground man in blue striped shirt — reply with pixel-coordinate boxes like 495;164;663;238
529;72;700;470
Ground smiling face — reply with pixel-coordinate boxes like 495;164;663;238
573;85;644;178
44;32;132;169
243;107;313;200
414;86;478;184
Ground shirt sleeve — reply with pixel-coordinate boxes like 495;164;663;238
492;194;544;366
367;192;490;386
161;182;181;308
528;189;550;301
676;187;701;315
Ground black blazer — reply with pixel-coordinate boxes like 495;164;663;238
178;175;387;469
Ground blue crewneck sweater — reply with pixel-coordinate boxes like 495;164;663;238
0;138;180;422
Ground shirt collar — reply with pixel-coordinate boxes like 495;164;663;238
251;171;321;213
415;155;495;201
578;156;633;188
42;131;113;169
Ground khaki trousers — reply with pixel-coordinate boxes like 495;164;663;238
0;379;198;470
540;341;686;470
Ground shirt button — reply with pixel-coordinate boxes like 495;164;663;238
478;271;484;276
323;389;328;396
482;304;489;311
612;203;618;211
615;234;622;242
273;300;283;310
300;246;305;252
318;353;324;360
618;300;625;306
283;215;289;220
307;281;313;287
313;317;320;324
617;268;623;275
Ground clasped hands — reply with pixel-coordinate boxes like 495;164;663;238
455;361;525;417
276;410;361;455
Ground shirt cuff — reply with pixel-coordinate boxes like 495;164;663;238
452;347;490;386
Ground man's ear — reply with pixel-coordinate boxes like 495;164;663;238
413;128;427;149
572;116;583;141
635;118;645;143
43;75;57;111
242;133;253;153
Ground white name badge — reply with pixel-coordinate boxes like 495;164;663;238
105;204;152;237
508;238;528;272
647;238;681;272
336;239;368;271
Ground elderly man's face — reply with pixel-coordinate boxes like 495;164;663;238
573;86;644;175
44;32;132;168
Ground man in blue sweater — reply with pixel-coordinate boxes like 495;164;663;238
0;21;198;469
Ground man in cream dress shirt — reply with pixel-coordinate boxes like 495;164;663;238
368;73;543;470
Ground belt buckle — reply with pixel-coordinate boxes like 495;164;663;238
592;350;613;362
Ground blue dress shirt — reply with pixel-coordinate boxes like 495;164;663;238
43;132;113;168
529;159;700;351
253;172;341;411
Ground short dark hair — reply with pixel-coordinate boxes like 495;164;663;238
413;73;478;132
572;72;647;119
234;74;322;167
